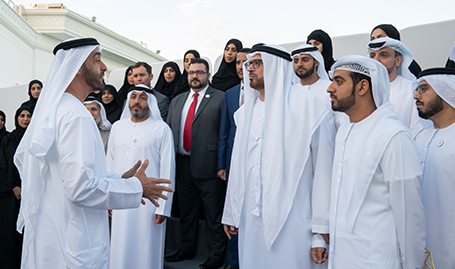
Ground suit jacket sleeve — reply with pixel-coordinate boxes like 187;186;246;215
217;93;230;171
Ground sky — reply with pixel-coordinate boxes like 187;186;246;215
27;0;455;63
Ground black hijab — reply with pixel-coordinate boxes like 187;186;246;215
9;106;32;146
101;85;122;124
21;79;42;112
0;110;8;146
174;50;200;97
371;24;401;40
307;30;335;72
154;62;182;100
371;24;422;77
0;106;32;193
118;66;134;104
211;39;243;91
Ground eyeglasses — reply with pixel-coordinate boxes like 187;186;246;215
188;71;207;76
245;59;263;69
414;84;428;95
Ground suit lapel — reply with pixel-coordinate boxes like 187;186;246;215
193;86;213;122
176;92;190;131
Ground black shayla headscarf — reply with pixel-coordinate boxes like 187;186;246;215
211;38;243;91
371;24;401;40
307;29;335;72
0;110;8;146
371;24;422;77
174;50;200;97
10;106;32;148
117;66;134;104
21;79;43;112
154;62;182;100
101;85;122;124
0;107;31;212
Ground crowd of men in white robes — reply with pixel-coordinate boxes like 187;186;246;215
2;23;455;269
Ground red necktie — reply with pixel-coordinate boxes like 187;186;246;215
183;93;199;152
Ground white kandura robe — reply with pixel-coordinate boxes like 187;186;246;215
22;93;143;269
416;122;455;269
292;79;349;138
225;97;333;269
390;75;424;137
329;107;426;269
107;117;175;269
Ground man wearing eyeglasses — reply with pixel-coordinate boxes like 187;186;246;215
166;58;226;269
414;67;455;269
222;44;334;268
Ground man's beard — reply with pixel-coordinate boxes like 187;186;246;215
81;64;105;92
190;78;206;90
417;95;444;119
331;84;356;112
295;62;316;80
94;116;101;125
130;104;149;119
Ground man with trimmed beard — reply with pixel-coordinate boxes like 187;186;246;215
13;38;173;269
414;68;455;269
166;58;226;269
223;45;333;268
291;44;348;136
84;96;111;153
217;47;250;269
326;55;425;268
108;85;175;269
368;37;424;137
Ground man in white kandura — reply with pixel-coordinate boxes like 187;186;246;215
84;95;111;153
291;44;348;137
108;85;175;269
368;37;424;137
414;68;455;269
327;55;426;269
222;44;333;268
13;38;173;269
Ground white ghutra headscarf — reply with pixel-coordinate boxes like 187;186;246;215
14;38;100;233
367;37;416;81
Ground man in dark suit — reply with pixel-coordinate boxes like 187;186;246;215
132;61;169;120
165;58;226;269
217;48;250;269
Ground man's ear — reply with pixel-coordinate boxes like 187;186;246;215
395;54;403;68
357;79;370;97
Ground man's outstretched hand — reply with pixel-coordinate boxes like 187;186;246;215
134;159;174;207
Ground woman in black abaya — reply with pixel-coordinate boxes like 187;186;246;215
173;50;200;97
0;106;32;268
0;110;9;147
21;79;42;112
154;61;182;101
307;29;336;73
101;84;123;124
211;38;243;91
117;66;134;104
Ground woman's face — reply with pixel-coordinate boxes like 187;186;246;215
224;43;238;64
0;115;4;129
127;69;134;85
30;83;42;99
308;39;323;54
18;110;31;128
370;28;388;41
102;90;114;104
164;67;176;83
184;53;196;72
